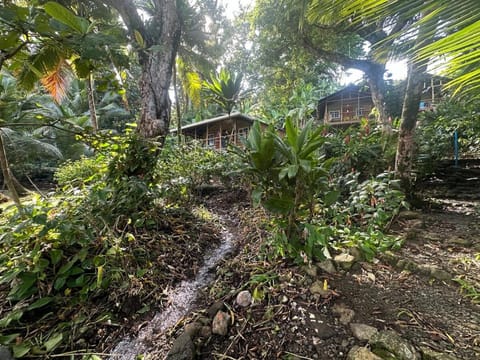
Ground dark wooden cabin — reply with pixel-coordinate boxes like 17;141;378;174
171;113;262;150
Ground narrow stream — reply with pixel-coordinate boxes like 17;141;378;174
109;223;234;359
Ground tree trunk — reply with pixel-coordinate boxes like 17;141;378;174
0;130;21;209
86;74;98;132
395;61;428;190
365;63;390;132
173;59;182;143
137;1;181;140
104;0;181;141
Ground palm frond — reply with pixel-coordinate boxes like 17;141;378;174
40;59;72;103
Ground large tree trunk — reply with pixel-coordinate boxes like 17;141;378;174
395;61;428;191
0;130;21;209
105;0;181;141
137;1;181;140
365;63;390;132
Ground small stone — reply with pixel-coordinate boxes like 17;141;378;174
332;303;355;325
370;330;420;360
347;346;383;360
235;290;252;307
199;326;212;338
302;265;318;277
317;259;337;274
350;323;378;341
334;253;356;271
280;295;289;304
309;280;331;297
419;265;452;281
184;322;202;337
212;310;230;336
207;301;225;319
166;333;195;360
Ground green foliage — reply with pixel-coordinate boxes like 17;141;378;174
54;156;106;188
415;100;480;177
323;121;397;179
156;140;236;202
203;68;244;115
235;118;333;261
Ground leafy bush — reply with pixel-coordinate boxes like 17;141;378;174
156;140;237;202
416;100;480;177
323;121;397;179
54;156;106;187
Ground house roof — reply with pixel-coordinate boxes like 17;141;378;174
170;112;261;133
318;84;371;105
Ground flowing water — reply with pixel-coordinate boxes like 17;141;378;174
109;224;234;359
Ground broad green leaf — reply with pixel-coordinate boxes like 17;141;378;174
0;333;20;345
28;297;54;311
44;332;63;352
12;343;31;358
50;249;63;265
0;33;20;50
134;30;146;48
324;190;340;206
287;164;299;178
44;2;89;34
251;187;263;206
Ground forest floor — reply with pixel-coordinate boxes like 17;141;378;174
136;162;480;360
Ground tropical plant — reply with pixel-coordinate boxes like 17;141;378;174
203;68;245;116
235;117;336;261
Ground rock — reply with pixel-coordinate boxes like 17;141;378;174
308;320;336;340
235;290;252;307
207;301;225;319
199;326;212;338
347;346;383;360
332;303;355;325
419;346;460;360
184;322;202;337
280;295;289;304
429;267;452;282
334;253;356;271
317;259;337;274
302;265;318;277
212;310;230;336
350;323;378;341
166;333;195;360
370;330;420;360
0;346;13;360
309;280;331;297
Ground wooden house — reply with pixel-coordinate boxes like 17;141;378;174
171;113;261;150
317;85;373;126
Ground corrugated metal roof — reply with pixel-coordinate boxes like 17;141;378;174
170;112;260;133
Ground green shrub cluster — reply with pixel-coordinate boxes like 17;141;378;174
237;118;405;264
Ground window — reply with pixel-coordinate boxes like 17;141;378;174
329;110;341;121
356;107;365;116
237;127;249;139
207;133;215;148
